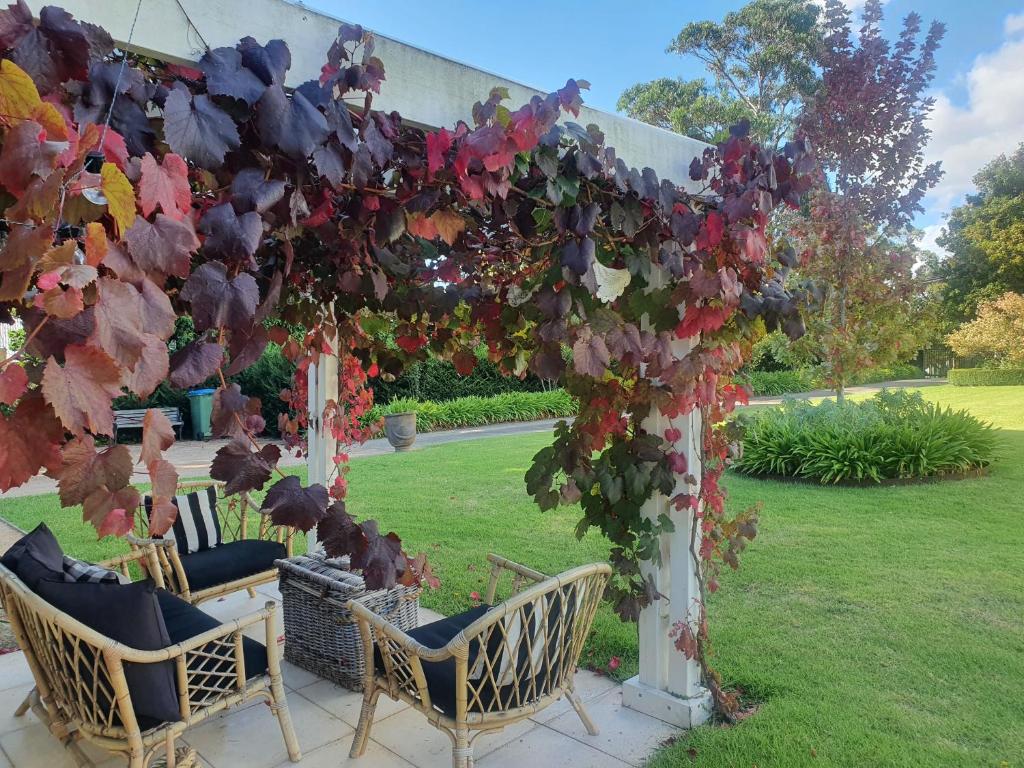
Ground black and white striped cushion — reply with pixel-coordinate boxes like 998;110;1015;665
62;555;127;584
145;486;223;555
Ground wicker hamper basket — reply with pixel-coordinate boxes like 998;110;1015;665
276;553;420;690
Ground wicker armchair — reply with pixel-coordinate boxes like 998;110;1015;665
0;548;300;768
131;480;296;605
349;554;612;768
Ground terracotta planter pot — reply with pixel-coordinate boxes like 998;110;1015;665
384;412;417;451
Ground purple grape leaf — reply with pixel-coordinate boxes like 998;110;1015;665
198;203;263;265
197;46;267;104
256;84;329;159
317;501;366;559
351;520;406;589
162;85;241;168
237;37;290;86
572;330;610;378
260;475;328;532
210;439;280;495
224;322;269;376
180;261;259;333
230;168;287;214
168;340;223;389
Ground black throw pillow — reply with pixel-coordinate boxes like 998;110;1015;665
1;523;65;590
34;577;182;726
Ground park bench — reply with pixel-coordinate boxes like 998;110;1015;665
113;406;183;443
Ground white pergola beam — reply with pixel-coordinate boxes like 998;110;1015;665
33;0;708;189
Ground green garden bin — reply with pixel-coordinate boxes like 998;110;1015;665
187;388;216;440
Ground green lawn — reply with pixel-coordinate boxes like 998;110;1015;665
2;385;1022;767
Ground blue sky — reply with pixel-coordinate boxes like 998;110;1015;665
305;0;1024;252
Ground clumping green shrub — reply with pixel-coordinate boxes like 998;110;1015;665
363;389;576;434
734;389;997;484
372;352;550;404
949;368;1024;386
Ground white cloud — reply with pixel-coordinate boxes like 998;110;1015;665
918;222;948;258
923;15;1024;222
1005;12;1024;36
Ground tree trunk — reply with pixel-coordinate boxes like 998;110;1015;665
836;281;848;404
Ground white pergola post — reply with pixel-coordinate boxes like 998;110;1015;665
621;335;713;727
305;352;338;553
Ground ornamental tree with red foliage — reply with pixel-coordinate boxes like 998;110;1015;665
0;3;813;716
799;0;945;231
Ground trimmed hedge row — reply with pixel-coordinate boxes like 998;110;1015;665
741;362;925;397
364;390;576;434
949;368;1024;386
372;355;550;403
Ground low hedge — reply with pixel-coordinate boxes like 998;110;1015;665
743;369;815;396
364;389;576;434
733;389;997;484
949;368;1024;386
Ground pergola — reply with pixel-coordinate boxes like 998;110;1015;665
49;0;713;729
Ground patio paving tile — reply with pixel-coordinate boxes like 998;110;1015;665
543;687;680;767
281;659;324;691
297;679;408;728
527;669;619;725
0;653;33;694
482;723;631;768
185;689;349;768
270;738;414;768
367;704;538;768
0;684;36;737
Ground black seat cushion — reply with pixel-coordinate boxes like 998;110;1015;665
373;605;492;716
156;589;268;683
33;577;182;726
180;540;286;592
1;523;64;590
375;593;576;717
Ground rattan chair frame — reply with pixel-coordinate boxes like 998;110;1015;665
130;480;296;605
349;554;612;768
0;551;301;768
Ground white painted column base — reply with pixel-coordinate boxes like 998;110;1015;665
622;676;712;729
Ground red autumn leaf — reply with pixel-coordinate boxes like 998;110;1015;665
675;304;730;339
148;457;178;499
88;277;145;369
402;552;440;589
395;334;426;354
138;152;191;220
83;222;106;266
260;475;328;532
140;408;176;465
123;334;170;399
0;119;62;195
147;496;179;537
83;487;139;539
469;591;481;602
405;211;438;240
667;451;688;474
425;127;451;177
0;364;28;405
429;208;466;246
608;656;621;671
55;436;133;508
664;427;682;444
42;344;122;436
37;285;84;319
451;349;476;377
0;395;62;491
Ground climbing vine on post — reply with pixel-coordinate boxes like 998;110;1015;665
0;3;812;716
